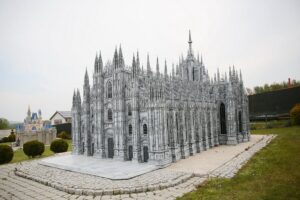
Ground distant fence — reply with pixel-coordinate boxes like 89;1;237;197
52;123;71;135
248;86;300;121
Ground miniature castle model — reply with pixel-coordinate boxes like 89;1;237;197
72;31;250;166
16;106;56;146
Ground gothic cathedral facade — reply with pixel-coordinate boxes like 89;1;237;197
72;32;250;167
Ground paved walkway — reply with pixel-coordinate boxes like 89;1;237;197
0;134;275;200
167;135;263;175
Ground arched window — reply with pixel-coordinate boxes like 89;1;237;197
220;103;227;134
107;81;112;98
108;109;113;121
238;111;242;133
192;68;195;81
143;124;147;134
128;104;132;116
129;124;132;135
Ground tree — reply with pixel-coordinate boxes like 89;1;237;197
0;118;9;130
253;80;300;94
290;104;300;125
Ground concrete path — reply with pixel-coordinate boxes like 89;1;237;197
167;135;263;175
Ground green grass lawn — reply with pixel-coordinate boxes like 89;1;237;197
9;139;72;164
178;126;300;200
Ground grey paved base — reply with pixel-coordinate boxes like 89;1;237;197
39;154;158;180
9;135;275;199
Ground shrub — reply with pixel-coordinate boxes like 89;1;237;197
50;139;68;153
8;133;16;142
0;137;9;143
23;140;45;158
0;144;14;164
57;131;70;139
290;104;300;125
266;122;274;129
250;124;257;130
284;120;292;127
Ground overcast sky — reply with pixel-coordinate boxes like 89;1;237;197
0;0;299;121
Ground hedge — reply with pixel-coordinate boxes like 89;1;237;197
0;144;14;164
50;139;68;153
23;140;45;158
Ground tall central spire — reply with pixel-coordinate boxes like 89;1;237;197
188;30;193;56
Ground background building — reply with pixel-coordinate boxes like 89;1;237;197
16;106;56;146
50;111;72;125
249;85;300;121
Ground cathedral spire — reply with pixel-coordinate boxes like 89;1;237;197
72;89;76;107
156;57;160;76
98;51;103;73
164;59;168;79
118;45;124;68
113;47;118;69
232;65;236;78
147;53;151;76
132;54;136;78
172;63;175;78
217;68;220;82
136;51;140;73
188;30;193;56
94;53;98;73
84;68;89;86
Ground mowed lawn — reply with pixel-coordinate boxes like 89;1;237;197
10;139;72;164
178;126;300;200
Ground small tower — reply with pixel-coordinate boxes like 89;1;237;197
164;60;168;80
83;69;91;156
156;57;160;77
147;54;152;77
113;48;118;69
72;89;82;155
132;54;136;78
188;30;193;56
118;45;124;68
136;51;140;74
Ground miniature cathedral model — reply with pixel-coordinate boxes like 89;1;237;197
72;31;250;166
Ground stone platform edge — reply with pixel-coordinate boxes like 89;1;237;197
14;169;198;196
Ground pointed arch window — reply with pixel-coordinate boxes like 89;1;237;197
129;124;132;135
143;124;147;135
192;68;195;81
220;103;227;134
238;111;242;133
108;109;113;121
107;81;112;98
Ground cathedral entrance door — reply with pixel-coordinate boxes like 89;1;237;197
108;138;114;158
143;146;149;162
128;145;133;161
